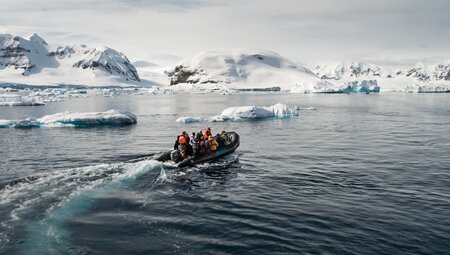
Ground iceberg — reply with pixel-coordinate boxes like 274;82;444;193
295;106;316;111
176;116;204;123
0;110;137;128
0;118;40;128
217;103;297;120
0;119;15;128
176;103;298;123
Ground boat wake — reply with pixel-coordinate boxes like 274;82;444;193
0;152;240;253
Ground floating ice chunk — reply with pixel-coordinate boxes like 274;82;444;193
208;103;298;122
176;116;204;123
0;119;15;128
38;110;137;127
176;103;298;123
0;110;137;128
0;118;40;128
0;94;45;106
295;106;316;111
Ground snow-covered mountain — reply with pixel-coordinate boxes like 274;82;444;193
313;61;450;81
312;61;450;92
401;63;450;82
313;62;384;80
0;33;56;74
0;33;141;87
170;49;338;93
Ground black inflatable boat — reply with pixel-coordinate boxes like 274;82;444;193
156;132;240;168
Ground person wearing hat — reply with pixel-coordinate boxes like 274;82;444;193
203;127;212;140
181;131;190;144
178;135;188;158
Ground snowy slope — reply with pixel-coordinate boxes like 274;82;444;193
313;62;384;80
0;33;142;87
0;33;57;74
170;49;338;93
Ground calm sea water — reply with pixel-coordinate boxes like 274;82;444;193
1;93;450;255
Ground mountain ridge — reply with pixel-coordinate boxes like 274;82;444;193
0;33;140;86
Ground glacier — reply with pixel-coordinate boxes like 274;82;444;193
405;84;450;93
340;80;380;93
0;110;137;128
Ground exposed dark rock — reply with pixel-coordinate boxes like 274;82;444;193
170;65;199;85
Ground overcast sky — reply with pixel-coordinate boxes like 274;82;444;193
1;0;449;66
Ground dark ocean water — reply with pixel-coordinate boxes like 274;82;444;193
1;93;450;255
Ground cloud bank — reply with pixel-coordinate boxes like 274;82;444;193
0;0;449;65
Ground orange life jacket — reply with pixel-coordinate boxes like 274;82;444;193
209;139;218;151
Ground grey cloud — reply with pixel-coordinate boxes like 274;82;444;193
2;0;219;13
0;0;449;63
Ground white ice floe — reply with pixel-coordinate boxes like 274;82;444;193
0;110;137;128
295;106;316;111
218;103;297;120
176;116;205;123
177;103;298;123
0;94;45;106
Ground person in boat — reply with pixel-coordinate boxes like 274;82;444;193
178;135;188;159
190;132;196;146
190;132;202;157
182;131;190;144
220;131;231;146
174;131;189;150
177;131;193;156
202;136;210;154
197;130;203;140
203;127;212;140
208;135;219;151
174;135;180;150
214;133;222;146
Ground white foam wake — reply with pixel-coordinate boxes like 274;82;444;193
0;160;163;253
